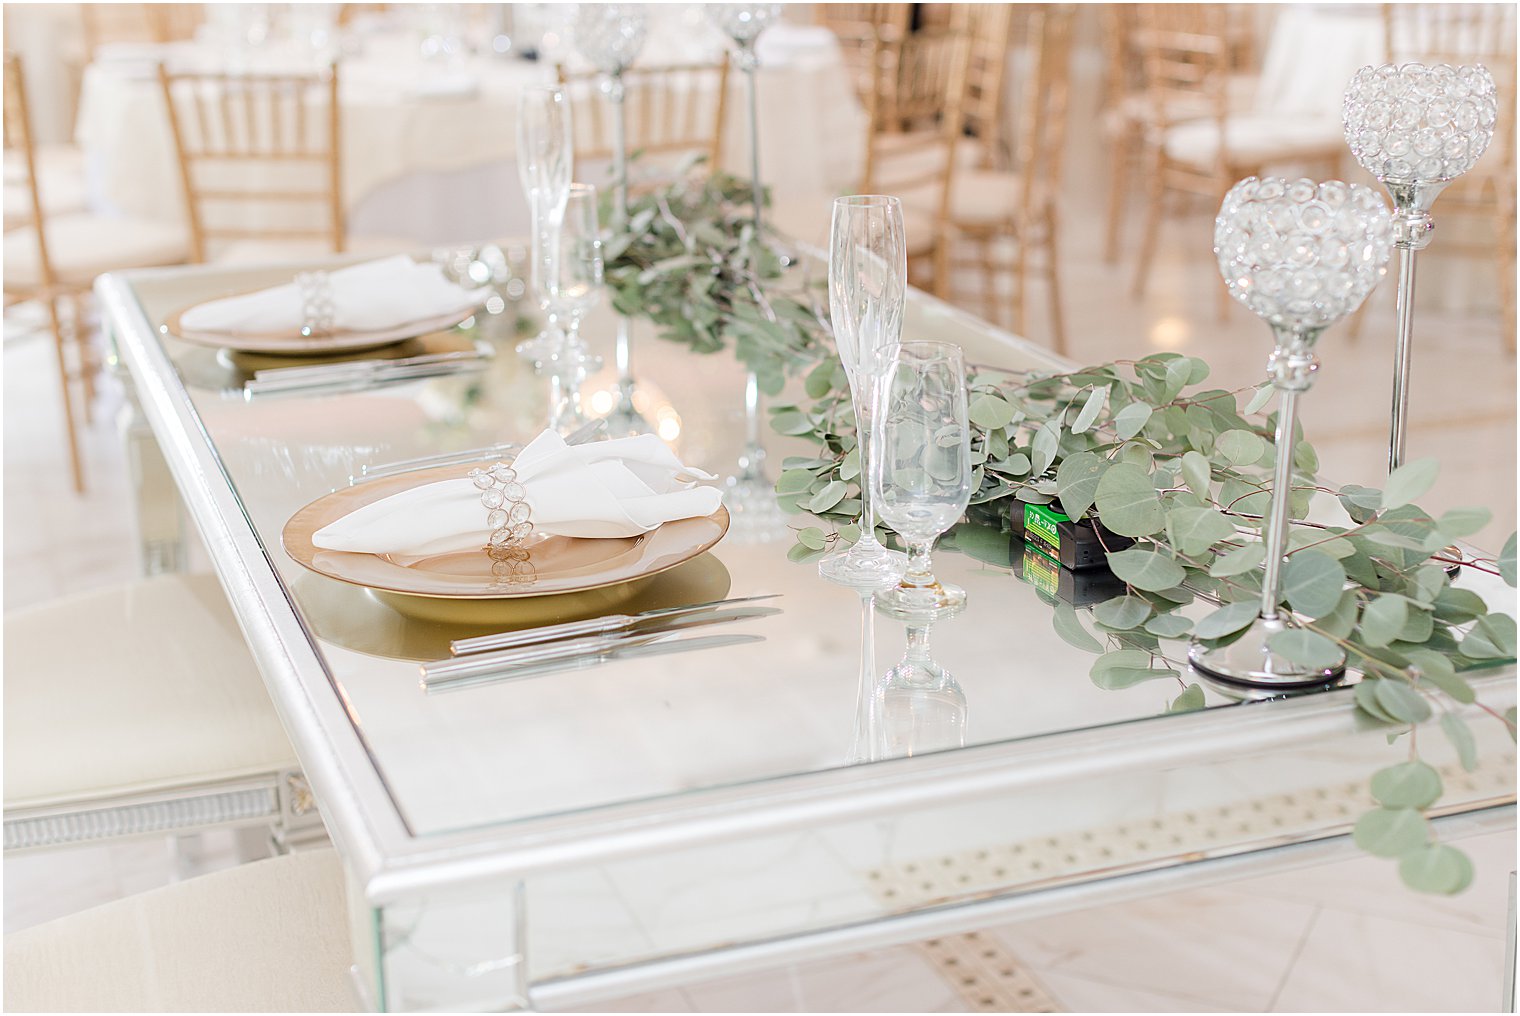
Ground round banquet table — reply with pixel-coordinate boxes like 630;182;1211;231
73;19;865;246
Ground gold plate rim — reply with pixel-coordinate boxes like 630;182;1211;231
163;289;483;356
281;464;732;602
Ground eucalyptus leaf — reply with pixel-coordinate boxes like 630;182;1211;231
1145;612;1194;638
1460;613;1518;659
969;393;1016;430
1052;601;1103;653
1353;807;1429;858
1374;679;1432;724
1359;594;1410;649
1268;628;1343;669
1436;506;1492;538
1093;594;1153;630
1501;532;1517;587
1280;551;1347;619
1215;429;1266;466
796;527;827;551
1381;458;1440;510
1070;384;1109;434
1180;450;1212;499
1371;761;1443;809
1113;402;1152;440
1055;452;1107;522
1440;712;1478;772
1403;648;1473;704
1094;463;1165;537
1168;684;1206;712
1168;506;1236;556
1243;385;1274;415
1194;600;1261;639
1399;844;1474;895
806;480;847;514
1209;543;1265;578
1354;681;1400;725
1108;547;1186;591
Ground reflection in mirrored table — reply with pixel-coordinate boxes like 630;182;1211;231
850;595;969;763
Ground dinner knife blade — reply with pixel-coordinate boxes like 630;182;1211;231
448;593;782;656
423;607;777;685
422;633;765;694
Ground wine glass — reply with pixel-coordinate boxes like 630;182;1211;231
820;195;908;589
516;85;574;363
1188;176;1393;692
873;341;973;614
541;183;604;433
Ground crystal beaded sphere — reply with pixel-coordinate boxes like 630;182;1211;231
1214;177;1394;331
705;3;783;43
1343;62;1498;183
573;4;647;75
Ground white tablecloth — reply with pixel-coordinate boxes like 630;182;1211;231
73;20;864;246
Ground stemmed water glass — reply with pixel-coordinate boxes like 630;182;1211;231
820;195;909;588
870;604;968;760
1188;176;1394;692
542;183;605;434
516;85;574;364
872;341;973;614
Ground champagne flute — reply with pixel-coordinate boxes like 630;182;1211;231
516;85;574;363
542;183;605;433
873;341;973;614
821;195;908;588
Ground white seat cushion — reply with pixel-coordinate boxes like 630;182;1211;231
3;848;353;1012
772;191;938;258
4;573;297;810
3;145;89;230
4;213;189;291
1162;114;1345;168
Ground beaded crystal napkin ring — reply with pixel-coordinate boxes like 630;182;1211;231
470;461;536;584
295;270;336;337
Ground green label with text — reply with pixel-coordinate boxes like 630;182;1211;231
1024;503;1069;554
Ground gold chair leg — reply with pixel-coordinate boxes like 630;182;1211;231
71;291;96;425
979;235;998;328
1131;155;1166;300
1045;211;1068;359
44;292;86;493
1105;122;1133;265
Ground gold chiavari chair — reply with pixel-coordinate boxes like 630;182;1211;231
862;27;974;297
814;3;913;113
157;63;346;263
1128;6;1341;314
555;58;730;191
949;3;1015;171
1385;2;1517;350
3;53;188;492
943;5;1073;353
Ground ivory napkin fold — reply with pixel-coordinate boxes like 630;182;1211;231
313;430;725;558
180;255;489;336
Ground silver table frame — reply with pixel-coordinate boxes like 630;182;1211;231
97;267;1517;1012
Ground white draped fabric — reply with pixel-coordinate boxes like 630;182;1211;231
72;18;865;246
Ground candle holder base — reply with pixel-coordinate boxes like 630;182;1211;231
1187;615;1346;693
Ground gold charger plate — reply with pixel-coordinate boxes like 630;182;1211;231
282;464;732;624
164;294;483;356
288;552;732;663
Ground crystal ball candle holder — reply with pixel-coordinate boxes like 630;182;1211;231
573;4;648;76
1191;176;1394;694
1342;61;1496;472
1344;63;1497;188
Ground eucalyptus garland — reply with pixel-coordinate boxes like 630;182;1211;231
607;174;1518;894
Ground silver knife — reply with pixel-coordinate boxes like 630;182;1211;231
244;344;494;395
422;607;777;686
449;593;782;656
422;633;765;694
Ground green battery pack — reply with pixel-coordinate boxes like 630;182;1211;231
1011;541;1128;606
1008;502;1133;570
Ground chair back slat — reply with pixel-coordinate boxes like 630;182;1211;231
557;59;730;185
861;28;972;209
1009;6;1075;213
4;52;55;289
158;64;344;262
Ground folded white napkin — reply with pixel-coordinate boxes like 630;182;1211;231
180;255;489;336
313;430;725;558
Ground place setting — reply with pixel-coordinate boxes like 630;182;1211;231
160;253;498;395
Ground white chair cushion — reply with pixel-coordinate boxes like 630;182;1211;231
772;191;938;258
3;213;189;291
4;573;297;810
3;145;89;231
2;144;84;188
3;848;353;1012
1162;114;1345;168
